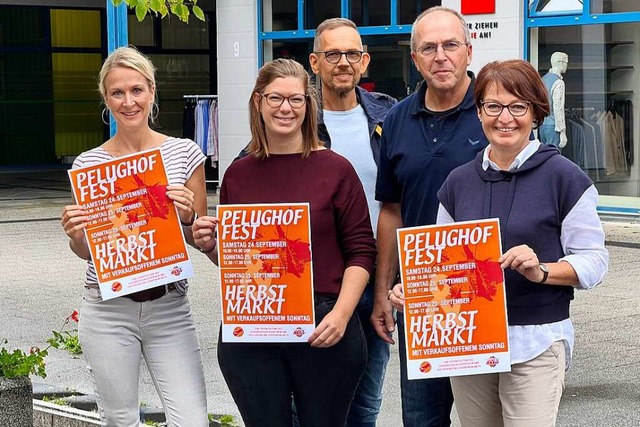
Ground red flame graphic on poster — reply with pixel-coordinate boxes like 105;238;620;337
441;244;502;303
254;224;311;278
461;0;495;15
129;174;172;220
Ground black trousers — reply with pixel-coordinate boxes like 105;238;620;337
218;295;367;427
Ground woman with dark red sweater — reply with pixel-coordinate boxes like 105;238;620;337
193;58;376;427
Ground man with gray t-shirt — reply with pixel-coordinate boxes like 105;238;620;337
310;17;396;426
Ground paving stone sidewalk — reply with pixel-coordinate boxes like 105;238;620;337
1;171;638;426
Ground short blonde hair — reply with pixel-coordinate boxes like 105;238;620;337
98;46;158;123
247;59;322;159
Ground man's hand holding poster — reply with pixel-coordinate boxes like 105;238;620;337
68;148;193;300
217;203;315;343
397;218;510;379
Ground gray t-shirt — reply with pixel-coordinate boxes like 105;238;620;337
324;105;380;236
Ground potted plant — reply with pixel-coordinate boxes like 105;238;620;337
0;340;48;425
0;310;79;425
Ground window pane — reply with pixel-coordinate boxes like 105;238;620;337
591;0;640;13
531;23;637;197
162;15;209;49
50;9;101;48
399;0;441;25
306;0;340;30
0;6;45;47
270;40;312;69
529;0;583;15
265;0;298;31
365;36;413;99
351;0;391;27
128;15;155;47
148;54;210;137
0;52;55;164
51;53;103;157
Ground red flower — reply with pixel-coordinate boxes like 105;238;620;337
70;310;79;323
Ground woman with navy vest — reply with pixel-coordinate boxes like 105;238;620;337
434;60;608;426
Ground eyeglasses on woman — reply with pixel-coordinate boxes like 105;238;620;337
261;93;308;109
480;101;531;117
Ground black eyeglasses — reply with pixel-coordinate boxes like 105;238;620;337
480;101;531;117
261;93;308;109
417;41;467;57
315;50;364;64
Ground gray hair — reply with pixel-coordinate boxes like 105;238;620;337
313;18;360;52
410;6;471;52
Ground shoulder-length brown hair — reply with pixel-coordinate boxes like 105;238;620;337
474;59;550;128
247;58;322;159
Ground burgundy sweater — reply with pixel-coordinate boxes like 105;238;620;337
220;150;376;296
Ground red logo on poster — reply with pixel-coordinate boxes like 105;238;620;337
461;0;495;15
419;361;432;373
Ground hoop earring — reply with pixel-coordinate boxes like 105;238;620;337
101;108;110;126
150;102;159;124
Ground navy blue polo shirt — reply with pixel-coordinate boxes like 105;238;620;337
375;72;488;227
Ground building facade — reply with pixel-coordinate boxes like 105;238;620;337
218;0;640;215
1;1;639;213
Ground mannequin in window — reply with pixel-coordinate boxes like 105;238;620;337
540;52;568;149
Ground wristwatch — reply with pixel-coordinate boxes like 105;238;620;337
198;242;216;254
538;263;549;284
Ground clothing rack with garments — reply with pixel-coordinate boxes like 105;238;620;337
563;100;633;182
183;95;219;186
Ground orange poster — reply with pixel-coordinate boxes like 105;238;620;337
397;218;510;379
217;203;315;343
68;148;193;300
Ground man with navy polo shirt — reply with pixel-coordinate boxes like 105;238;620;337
371;6;488;427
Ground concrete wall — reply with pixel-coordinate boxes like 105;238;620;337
216;0;258;181
444;0;525;73
0;377;32;426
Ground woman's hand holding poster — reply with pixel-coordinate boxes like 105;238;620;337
397;218;510;379
68;148;193;300
217;203;315;343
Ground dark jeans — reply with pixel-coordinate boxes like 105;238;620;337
347;284;391;427
219;295;367;427
397;313;454;427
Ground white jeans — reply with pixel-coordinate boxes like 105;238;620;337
79;287;208;427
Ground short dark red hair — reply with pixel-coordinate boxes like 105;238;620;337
474;60;550;126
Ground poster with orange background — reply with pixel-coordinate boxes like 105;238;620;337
217;203;315;343
68;148;193;300
397;218;510;379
